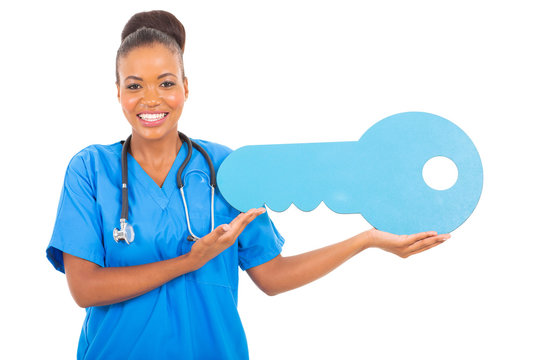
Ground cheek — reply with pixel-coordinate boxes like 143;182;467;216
164;92;185;110
121;93;140;113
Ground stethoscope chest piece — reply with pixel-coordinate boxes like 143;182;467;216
187;234;198;242
113;218;135;245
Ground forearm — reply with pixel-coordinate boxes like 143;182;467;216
268;231;371;295
66;209;265;308
66;253;196;308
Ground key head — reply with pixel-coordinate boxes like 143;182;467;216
356;112;483;234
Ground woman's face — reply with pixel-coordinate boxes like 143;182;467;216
116;43;188;142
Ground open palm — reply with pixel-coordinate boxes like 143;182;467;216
366;228;450;258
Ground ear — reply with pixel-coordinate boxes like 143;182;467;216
183;77;189;100
116;82;120;103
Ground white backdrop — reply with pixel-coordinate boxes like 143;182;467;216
1;0;539;359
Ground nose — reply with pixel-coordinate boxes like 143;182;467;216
142;86;161;106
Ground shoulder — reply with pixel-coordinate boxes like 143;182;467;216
65;142;122;180
190;138;234;167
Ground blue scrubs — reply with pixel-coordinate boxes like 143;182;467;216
46;138;285;359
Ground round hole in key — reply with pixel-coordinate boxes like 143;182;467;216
422;156;459;190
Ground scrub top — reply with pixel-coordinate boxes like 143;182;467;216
46;137;285;360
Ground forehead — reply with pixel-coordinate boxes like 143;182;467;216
118;43;181;79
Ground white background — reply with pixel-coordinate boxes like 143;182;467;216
1;0;539;359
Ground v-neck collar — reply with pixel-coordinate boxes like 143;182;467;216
127;140;188;210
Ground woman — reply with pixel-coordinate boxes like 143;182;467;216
46;10;450;360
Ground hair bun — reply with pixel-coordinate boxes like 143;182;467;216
121;10;185;51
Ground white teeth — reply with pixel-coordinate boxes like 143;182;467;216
138;113;167;121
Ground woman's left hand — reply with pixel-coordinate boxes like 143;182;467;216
365;228;450;258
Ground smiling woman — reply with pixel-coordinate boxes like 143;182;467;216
45;9;450;360
116;43;188;160
45;10;283;359
115;24;189;175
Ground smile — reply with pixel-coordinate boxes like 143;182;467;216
137;112;169;127
137;112;169;122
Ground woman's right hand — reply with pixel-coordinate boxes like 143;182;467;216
63;208;267;308
187;207;267;270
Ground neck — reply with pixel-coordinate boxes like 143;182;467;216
129;130;182;167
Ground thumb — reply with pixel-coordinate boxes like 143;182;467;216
203;224;230;242
213;224;231;240
217;224;231;235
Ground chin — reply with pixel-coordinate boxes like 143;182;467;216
134;124;177;138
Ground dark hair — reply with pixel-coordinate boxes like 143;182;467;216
115;10;186;84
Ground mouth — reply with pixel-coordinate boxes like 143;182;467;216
137;112;169;127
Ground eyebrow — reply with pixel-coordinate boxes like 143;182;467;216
124;73;178;82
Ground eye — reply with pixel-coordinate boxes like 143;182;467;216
161;81;176;88
127;83;141;90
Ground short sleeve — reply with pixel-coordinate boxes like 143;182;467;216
46;151;105;273
237;211;285;271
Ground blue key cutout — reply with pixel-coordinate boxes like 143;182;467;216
217;112;483;235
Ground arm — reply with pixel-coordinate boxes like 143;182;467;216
65;208;266;308
64;252;195;308
247;228;450;296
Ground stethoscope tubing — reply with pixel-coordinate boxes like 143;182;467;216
115;131;216;244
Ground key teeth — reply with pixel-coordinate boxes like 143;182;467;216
264;198;328;213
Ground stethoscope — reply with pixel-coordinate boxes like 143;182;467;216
113;131;216;245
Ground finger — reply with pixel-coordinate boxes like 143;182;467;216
234;207;266;234
225;211;251;232
229;207;262;227
405;231;439;244
408;234;450;253
244;207;266;223
407;239;446;257
224;208;266;238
